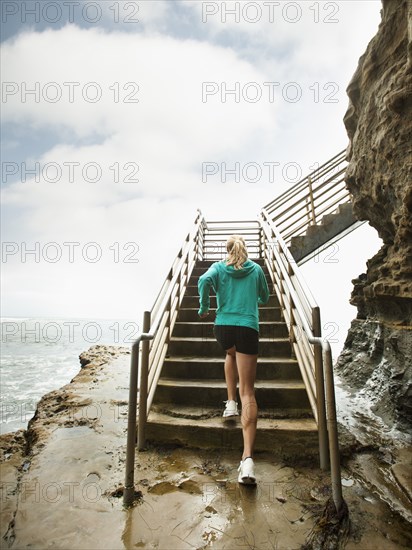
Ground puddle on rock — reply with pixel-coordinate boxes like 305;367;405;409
148;481;178;495
178;479;202;495
120;446;412;550
52;426;93;440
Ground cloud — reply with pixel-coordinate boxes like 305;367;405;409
1;24;280;316
183;1;381;75
1;2;383;319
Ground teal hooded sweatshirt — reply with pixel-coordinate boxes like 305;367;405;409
198;260;270;332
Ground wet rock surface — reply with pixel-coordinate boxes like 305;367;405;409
1;346;411;549
336;320;412;431
339;0;412;432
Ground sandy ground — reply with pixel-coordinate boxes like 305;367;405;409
1;346;411;549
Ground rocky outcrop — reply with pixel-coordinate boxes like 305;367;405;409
337;0;412;430
0;345;131;549
24;345;130;455
337;320;411;431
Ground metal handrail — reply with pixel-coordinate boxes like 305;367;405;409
203;220;261;261
123;210;207;506
124;203;344;512
264;149;348;245
265;150;346;212
260;209;343;512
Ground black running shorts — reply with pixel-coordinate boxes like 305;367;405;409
213;325;259;355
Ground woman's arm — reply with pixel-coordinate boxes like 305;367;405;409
198;264;218;316
258;267;270;305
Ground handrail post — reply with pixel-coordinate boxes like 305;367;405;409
323;342;343;512
166;296;172;343
313;307;329;470
305;197;311;224
137;311;151;451
258;226;262;259
123;337;142;506
307;176;316;225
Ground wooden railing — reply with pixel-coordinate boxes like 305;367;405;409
259;208;342;512
123;210;207;505
260;209;327;460
264;149;348;245
201;220;262;261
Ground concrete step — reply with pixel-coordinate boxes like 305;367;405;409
194;260;216;268
289;201;360;264
151;404;313;420
188;274;272;286
184;285;215;296
161;356;301;380
184;284;275;298
153;378;309;409
338;202;353;215
189;266;270;280
181;294;279;309
146;409;318;454
172;321;288;339
195;258;266;268
305;223;320;237
167;337;292;357
176;307;282;322
320;212;336;226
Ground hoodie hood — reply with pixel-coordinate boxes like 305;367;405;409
218;259;257;278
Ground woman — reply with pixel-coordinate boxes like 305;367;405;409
198;235;269;485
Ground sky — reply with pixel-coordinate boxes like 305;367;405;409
1;1;383;354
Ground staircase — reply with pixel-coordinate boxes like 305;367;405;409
263;149;362;264
124;151;353;509
146;258;318;455
289;202;364;264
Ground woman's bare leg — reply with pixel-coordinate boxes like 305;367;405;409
224;346;238;401
237;352;258;459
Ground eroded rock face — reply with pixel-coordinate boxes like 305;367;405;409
343;0;412;321
338;320;412;432
337;0;412;430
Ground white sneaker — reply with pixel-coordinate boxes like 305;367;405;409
223;400;239;418
238;457;256;485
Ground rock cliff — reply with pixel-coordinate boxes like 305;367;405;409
337;0;412;431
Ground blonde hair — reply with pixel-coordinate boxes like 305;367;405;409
226;235;248;269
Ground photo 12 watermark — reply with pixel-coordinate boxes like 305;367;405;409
202;81;340;104
1;399;127;425
1;82;139;104
1;241;140;263
201;2;340;24
2;161;140;184
1;400;38;425
1;1;140;25
202;160;305;184
287;321;340;345
201;479;283;504
1;319;140;344
1;479;103;504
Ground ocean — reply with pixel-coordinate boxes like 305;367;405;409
0;317;138;435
